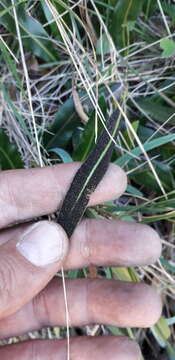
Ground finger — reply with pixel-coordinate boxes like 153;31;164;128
0;163;126;228
64;218;162;268
0;219;161;267
0;336;141;360
0;278;162;339
0;217;161;323
0;221;69;319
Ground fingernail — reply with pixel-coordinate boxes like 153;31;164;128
16;221;68;267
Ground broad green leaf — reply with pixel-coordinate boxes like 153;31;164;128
0;0;57;61
123;120;139;148
72;127;84;151
73;98;106;161
162;3;175;23
110;0;145;48
112;267;133;282
112;267;139;282
73;111;97;161
143;0;156;18
160;143;175;162
138;125;157;143
43;97;80;149
0;0;25;17
160;38;175;58
126;184;143;197
0;39;21;87
52;0;71;27
49;148;73;163
41;0;71;39
44;85;118;150
129;160;174;193
151;317;171;348
136;99;175;124
96;33;111;55
0;130;23;169
41;1;59;38
116;133;175;167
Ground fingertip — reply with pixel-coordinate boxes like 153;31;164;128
109;163;127;197
119;222;162;267
147;226;162;262
139;225;162;265
143;285;163;327
134;284;163;328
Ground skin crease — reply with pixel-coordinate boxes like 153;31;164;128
0;163;162;359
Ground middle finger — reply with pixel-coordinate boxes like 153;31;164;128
0;277;162;339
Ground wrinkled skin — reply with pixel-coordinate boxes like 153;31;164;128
0;163;162;359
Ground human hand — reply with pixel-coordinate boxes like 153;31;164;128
0;163;162;359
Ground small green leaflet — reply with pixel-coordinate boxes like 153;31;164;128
160;38;175;58
49;148;72;163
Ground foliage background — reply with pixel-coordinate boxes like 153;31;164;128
0;0;175;359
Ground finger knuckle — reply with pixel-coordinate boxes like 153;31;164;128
0;175;18;226
0;255;17;309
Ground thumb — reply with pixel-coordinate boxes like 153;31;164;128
17;221;68;267
0;221;69;319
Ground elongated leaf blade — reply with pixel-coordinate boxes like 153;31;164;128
57;109;121;237
0;130;23;169
110;0;144;47
0;0;57;61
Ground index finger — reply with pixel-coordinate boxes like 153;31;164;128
0;163;126;229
